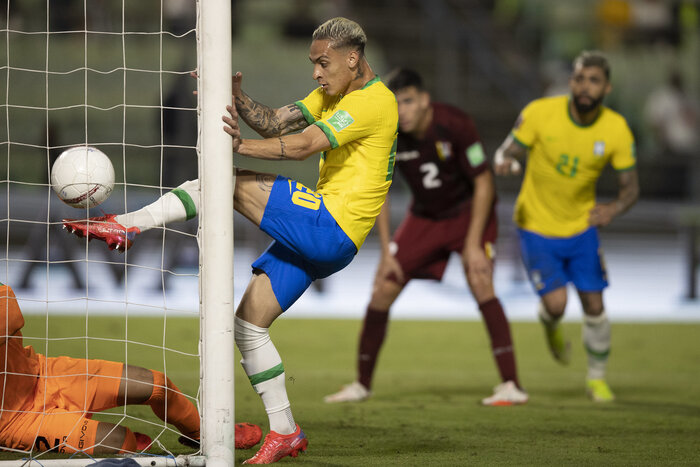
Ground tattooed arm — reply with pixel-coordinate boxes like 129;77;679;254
232;72;309;138
224;104;329;161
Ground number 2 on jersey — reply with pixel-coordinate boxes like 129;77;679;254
288;180;321;210
420;162;442;189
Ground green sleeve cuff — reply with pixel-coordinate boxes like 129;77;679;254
314;121;339;149
295;101;316;125
171;188;198;220
510;132;530;149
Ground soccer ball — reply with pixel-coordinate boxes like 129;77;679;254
51;146;115;209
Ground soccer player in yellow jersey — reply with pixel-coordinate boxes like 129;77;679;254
63;17;398;463
494;51;639;403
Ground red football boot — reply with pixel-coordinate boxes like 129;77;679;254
63;214;140;252
243;424;307;464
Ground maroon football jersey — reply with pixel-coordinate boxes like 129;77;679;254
395;102;490;219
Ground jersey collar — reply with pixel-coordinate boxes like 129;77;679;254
361;75;381;90
567;97;603;128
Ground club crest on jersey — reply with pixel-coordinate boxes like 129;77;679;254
593;141;605;157
327;110;354;132
435;141;452;160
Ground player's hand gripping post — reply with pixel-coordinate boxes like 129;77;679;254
223;104;242;152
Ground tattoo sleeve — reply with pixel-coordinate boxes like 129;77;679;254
235;92;309;138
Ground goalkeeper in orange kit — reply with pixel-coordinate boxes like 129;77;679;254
0;283;261;455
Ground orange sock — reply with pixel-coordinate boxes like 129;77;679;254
119;428;137;454
147;370;200;439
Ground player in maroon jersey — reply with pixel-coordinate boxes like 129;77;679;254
324;68;527;406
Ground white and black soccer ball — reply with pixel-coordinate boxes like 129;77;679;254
51;146;115;209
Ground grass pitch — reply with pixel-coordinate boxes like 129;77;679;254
5;316;700;465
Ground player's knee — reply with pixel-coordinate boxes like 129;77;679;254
234;316;270;352
579;293;604;316
541;289;567;317
541;301;565;318
369;280;401;310
583;304;604;316
467;278;494;303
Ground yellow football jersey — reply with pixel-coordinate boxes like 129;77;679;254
295;77;398;249
511;95;636;237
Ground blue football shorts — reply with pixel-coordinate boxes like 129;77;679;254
517;227;608;296
252;175;357;310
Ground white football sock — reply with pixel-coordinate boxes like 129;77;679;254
583;311;611;380
115;179;199;232
234;317;296;435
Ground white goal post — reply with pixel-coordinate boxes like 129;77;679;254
197;0;235;464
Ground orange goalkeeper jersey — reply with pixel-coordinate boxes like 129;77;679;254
0;284;41;422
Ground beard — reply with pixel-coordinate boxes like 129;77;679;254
572;93;604;114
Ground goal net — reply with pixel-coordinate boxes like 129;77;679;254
1;0;233;465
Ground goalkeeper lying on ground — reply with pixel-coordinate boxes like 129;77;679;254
0;283;261;455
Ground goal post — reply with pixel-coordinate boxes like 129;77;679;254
197;0;236;464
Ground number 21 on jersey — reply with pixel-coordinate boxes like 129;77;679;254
288;180;321;210
556;154;579;177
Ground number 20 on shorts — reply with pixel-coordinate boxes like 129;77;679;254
288;180;321;210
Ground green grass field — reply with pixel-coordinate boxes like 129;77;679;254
4;316;700;465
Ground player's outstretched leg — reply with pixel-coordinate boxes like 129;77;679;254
63;214;141;251
63;179;199;252
538;302;571;365
583;311;614;402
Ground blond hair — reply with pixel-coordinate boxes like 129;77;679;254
573;50;611;80
312;17;366;56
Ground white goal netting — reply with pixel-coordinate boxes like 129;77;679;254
0;0;232;464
